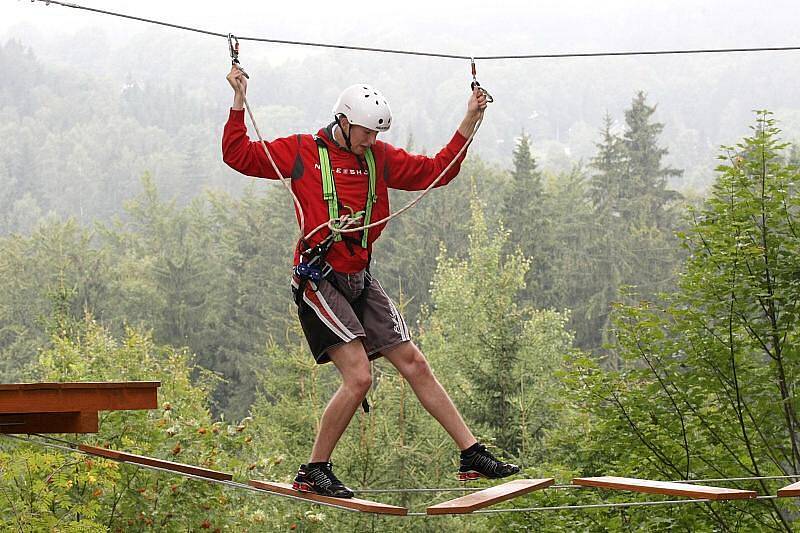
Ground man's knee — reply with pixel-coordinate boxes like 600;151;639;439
346;370;372;396
330;340;372;396
392;344;433;379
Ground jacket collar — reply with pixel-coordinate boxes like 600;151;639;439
317;122;348;152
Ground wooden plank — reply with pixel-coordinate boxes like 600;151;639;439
572;476;758;500
427;478;555;515
79;444;233;481
0;382;160;414
0;412;98;434
777;480;800;498
0;382;160;391
248;480;408;516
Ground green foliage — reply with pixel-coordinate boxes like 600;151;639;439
0;314;269;531
0;220;111;382
423;193;574;460
546;111;800;531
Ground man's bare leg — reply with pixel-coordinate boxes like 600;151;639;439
382;341;477;450
308;339;371;463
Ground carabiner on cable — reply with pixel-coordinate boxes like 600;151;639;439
469;57;493;103
228;33;249;79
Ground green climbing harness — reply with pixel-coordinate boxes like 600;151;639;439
317;143;377;248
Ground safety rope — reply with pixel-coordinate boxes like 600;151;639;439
226;36;487;245
27;0;800;61
4;434;797;517
302;114;483;243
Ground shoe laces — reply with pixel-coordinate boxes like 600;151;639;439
466;445;503;470
308;461;343;489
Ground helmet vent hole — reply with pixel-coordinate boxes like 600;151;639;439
375;100;379;105
364;94;370;98
378;118;384;124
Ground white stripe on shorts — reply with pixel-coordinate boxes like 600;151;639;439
292;278;356;343
386;293;410;341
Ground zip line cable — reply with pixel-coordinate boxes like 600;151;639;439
3;433;798;517
26;0;800;61
25;0;800;243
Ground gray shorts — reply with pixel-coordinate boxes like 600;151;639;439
291;269;411;364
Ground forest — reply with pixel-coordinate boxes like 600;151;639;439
1;35;800;531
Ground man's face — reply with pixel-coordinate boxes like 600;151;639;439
348;124;379;156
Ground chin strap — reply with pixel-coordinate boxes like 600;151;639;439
334;114;354;153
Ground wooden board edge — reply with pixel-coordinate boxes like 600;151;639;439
79;443;122;460
572;476;758;500
777;481;800;498
79;444;233;481
248;480;408;516
427;478;555;515
0;381;161;391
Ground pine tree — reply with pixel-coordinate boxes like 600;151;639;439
623;91;683;226
589;113;627;215
502;130;546;305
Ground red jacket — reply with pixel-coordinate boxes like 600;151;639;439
222;108;469;273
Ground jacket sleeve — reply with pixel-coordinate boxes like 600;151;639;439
382;131;469;191
222;108;299;179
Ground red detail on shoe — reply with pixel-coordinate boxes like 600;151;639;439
293;481;312;492
458;471;482;482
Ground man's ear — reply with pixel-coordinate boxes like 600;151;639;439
339;116;351;133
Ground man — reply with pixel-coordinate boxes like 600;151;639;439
222;65;519;498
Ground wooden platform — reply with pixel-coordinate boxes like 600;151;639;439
248;480;408;515
0;412;98;434
0;382;159;434
427;478;555;515
572;476;758;500
777;480;800;498
79;445;233;481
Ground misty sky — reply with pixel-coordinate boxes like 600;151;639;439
3;0;800;190
4;0;800;60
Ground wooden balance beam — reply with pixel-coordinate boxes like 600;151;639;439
0;382;159;434
427;478;555;515
572;476;757;500
777;480;800;498
79;444;233;482
248;480;408;516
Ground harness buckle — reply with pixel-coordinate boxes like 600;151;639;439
295;261;323;282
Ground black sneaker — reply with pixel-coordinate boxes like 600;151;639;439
458;443;521;481
293;462;354;498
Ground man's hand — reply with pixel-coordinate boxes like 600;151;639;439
227;66;247;110
467;86;489;118
458;87;489;138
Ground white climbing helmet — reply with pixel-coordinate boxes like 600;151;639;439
332;84;392;132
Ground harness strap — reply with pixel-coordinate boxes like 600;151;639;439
318;143;341;241
362;149;377;248
316;139;377;247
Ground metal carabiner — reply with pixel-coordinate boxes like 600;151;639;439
469;57;493;103
228;33;249;79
